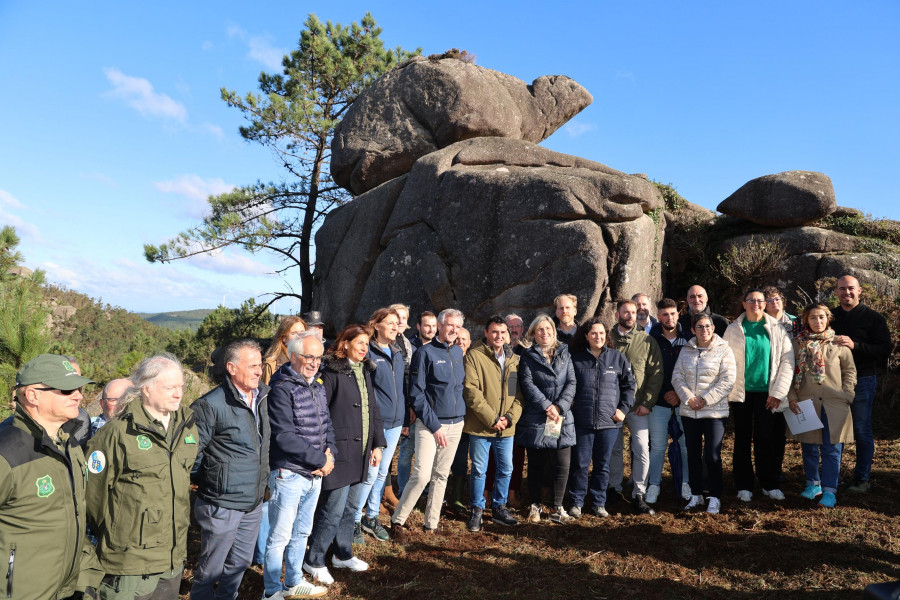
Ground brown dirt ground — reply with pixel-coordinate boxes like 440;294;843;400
178;398;900;600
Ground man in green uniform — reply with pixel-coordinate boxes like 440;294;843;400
0;354;94;600
84;353;198;600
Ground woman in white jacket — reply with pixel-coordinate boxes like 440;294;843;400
723;288;795;503
672;314;736;514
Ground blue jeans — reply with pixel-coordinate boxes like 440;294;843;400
263;469;321;597
802;408;844;493
451;433;470;478
306;482;364;567
356;425;403;521
253;501;268;565
468;435;513;509
397;432;416;495
648;405;689;486
569;426;619;508
850;375;876;482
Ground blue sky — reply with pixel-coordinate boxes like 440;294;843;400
1;1;897;313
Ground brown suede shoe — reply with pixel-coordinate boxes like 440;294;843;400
391;522;409;545
382;485;400;511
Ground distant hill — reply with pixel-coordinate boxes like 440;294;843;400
136;309;214;331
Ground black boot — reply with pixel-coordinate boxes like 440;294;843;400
633;494;655;515
466;506;483;532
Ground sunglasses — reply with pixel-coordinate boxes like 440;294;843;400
34;386;80;395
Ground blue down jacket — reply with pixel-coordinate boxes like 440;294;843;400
570;348;636;430
515;344;576;449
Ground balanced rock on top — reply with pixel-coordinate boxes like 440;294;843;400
717;170;836;227
331;56;594;195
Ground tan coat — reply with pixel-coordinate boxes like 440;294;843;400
787;341;857;444
261;350;289;385
463;342;523;437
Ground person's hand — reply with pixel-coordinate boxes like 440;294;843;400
688;397;704;411
834;335;855;350
434;427;448;448
765;396;781;411
788;399;802;415
371;447;382;467
318;448;335;476
401;426;410;437
408;408;417;424
634;405;650;417
492;416;508;432
664;391;680;407
546;404;560;420
612;409;626;423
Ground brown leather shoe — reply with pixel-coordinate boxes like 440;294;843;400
391;522;409;545
382;485;400;511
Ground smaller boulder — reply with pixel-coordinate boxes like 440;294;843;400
717;171;836;227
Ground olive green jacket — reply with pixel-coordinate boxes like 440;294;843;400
85;401;198;576
0;406;89;599
463;342;523;437
610;326;664;411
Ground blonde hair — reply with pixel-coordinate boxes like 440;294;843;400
525;314;559;357
553;294;578;309
264;316;307;361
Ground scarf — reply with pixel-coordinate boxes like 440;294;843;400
793;328;834;388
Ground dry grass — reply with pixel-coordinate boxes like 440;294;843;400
179;400;900;600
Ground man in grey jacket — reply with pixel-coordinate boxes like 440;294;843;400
191;340;270;600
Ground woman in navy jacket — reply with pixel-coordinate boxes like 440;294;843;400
568;317;636;518
516;314;576;524
303;324;386;585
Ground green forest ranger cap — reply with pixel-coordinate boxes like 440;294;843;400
16;354;95;390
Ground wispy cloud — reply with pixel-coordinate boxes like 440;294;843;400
201;40;213;51
615;70;635;82
200;122;226;141
563;121;597;138
103;68;188;122
154;174;235;218
0;211;41;242
227;24;285;70
0;189;24;209
78;172;118;188
188;250;272;276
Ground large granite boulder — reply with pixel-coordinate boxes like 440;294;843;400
717;171;836;227
314;137;663;331
331;57;593;195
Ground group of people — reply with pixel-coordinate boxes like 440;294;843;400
0;276;891;600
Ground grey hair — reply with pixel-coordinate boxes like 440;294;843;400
223;339;262;367
287;331;322;357
505;313;523;323
119;353;183;411
437;308;465;324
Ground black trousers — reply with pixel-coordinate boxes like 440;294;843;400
525;446;571;507
731;392;786;492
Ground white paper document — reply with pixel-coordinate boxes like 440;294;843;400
785;399;824;435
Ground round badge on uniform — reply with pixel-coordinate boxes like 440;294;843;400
88;450;106;474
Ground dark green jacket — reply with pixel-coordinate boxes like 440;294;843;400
85;401;197;575
0;406;88;599
610;326;664;411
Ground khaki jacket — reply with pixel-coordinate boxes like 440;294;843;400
85;402;198;575
609;326;664;411
787;341;857;444
463;342;523;437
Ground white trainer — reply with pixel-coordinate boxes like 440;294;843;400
706;497;721;514
681;482;693;501
762;488;785;501
332;555;369;571
263;591;284;600
684;494;705;511
736;490;753;502
644;484;660;504
283;579;327;599
302;563;334;585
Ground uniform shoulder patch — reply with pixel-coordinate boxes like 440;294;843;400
184;433;197;444
36;474;55;497
136;434;152;450
88;450;106;473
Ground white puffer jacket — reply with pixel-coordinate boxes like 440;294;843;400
723;312;795;410
672;335;736;419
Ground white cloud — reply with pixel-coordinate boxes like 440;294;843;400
154;174;235;217
77;172;118;188
201;40;213;51
616;70;635;81
200;122;226;141
563;122;597;138
0;189;24;209
188;250;272;276
0;210;40;241
103;68;188;122
227;24;285;70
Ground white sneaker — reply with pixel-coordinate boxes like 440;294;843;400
302;563;334;585
528;503;541;523
706;497;721;514
736;490;752;502
263;592;284;600
283;579;327;599
644;484;660;504
684;494;705;511
332;555;369;571
681;482;693;501
762;488;785;501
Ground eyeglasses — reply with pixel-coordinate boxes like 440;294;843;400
744;299;766;304
765;297;783;304
34;386;79;395
299;354;323;363
694;324;714;330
